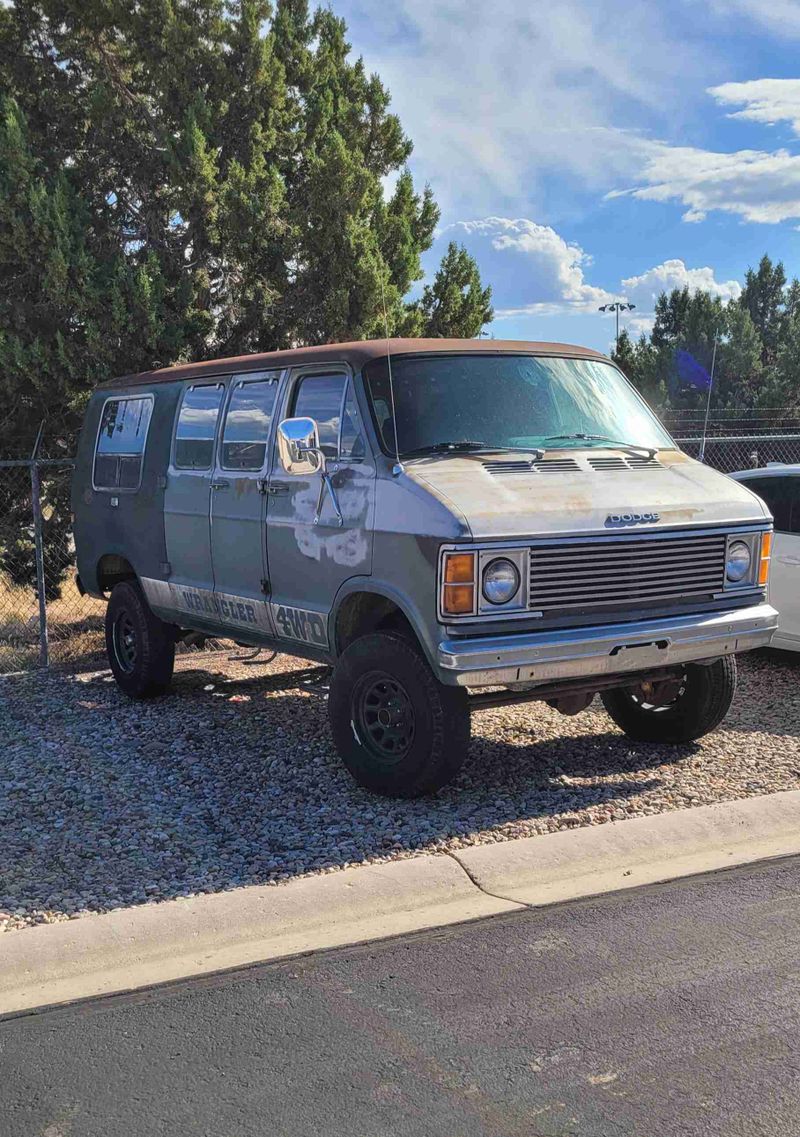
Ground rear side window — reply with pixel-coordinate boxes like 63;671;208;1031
175;384;225;469
739;475;798;533
94;396;153;490
221;376;279;470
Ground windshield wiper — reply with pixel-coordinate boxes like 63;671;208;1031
401;441;545;459
543;433;658;460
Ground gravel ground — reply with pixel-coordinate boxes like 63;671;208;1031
1;649;799;933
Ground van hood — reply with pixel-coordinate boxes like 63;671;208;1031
403;448;769;539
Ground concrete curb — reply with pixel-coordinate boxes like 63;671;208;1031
454;789;800;906
4;790;800;1015
0;855;519;1015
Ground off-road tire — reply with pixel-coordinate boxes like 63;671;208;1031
105;579;175;699
601;656;738;744
328;632;470;797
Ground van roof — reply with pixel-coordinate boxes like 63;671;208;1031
101;338;609;389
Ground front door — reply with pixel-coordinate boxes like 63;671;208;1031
209;370;282;637
266;368;375;654
164;381;226;594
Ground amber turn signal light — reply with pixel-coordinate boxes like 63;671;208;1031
444;553;475;583
758;530;773;587
442;552;476;614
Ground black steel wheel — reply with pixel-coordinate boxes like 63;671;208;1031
601;657;738;743
328;632;470;797
353;672;416;763
112;610;138;674
105;580;176;699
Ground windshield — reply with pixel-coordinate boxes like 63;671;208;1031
363;353;673;456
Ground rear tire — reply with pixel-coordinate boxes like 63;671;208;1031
601;656;737;743
105;579;175;699
328;632;470;797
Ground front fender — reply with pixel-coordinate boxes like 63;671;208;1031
331;576;441;671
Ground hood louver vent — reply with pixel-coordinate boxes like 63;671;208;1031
482;455;663;478
588;455;664;472
534;458;581;472
626;455;663;469
588;456;627;471
482;458;581;476
481;460;534;474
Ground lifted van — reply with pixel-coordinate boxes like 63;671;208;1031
73;339;778;796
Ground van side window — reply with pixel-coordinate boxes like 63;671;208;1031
175;384;225;469
740;475;796;533
94;396;153;490
292;374;346;458
339;382;366;461
221;377;278;470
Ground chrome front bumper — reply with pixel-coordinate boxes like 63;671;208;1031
437;603;778;688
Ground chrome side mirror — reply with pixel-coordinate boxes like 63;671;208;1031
278;417;322;476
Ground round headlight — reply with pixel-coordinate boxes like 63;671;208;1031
482;558;520;605
726;540;752;582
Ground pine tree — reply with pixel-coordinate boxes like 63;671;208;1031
0;0;493;594
0;0;486;378
413;242;493;339
740;254;787;364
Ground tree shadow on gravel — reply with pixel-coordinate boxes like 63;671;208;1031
0;652;790;927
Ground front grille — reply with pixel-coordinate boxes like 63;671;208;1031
528;532;728;613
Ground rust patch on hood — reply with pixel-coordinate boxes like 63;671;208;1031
402;448;767;539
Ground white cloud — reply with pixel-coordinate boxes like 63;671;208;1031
445;218;740;322
609;139;800;224
622;259;742;308
337;0;704;215
446;217;613;315
615;259;742;338
709;78;800;135
702;0;800;38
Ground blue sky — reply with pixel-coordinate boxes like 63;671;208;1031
337;0;800;351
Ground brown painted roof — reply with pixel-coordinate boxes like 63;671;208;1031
102;337;608;389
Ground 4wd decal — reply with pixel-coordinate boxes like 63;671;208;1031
271;604;328;647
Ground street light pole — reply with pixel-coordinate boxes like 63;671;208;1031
598;301;636;354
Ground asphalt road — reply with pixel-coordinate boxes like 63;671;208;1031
5;857;800;1137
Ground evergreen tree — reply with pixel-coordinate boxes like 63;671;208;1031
0;0;487;398
413;242;493;339
739;254;787;364
0;0;493;593
766;311;800;411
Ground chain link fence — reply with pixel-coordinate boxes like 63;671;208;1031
2;432;800;674
0;459;93;674
0;459;232;675
671;434;800;472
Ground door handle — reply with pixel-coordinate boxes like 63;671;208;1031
210;479;230;490
265;482;291;496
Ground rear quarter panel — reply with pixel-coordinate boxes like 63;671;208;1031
72;382;182;595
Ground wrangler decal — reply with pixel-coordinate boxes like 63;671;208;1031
179;588;257;625
272;604;328;647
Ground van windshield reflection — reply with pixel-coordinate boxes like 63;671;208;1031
364;354;673;458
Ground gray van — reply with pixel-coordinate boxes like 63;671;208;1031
72;338;777;796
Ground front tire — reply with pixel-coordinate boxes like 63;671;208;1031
105;579;176;699
601;656;737;744
328;632;470;797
